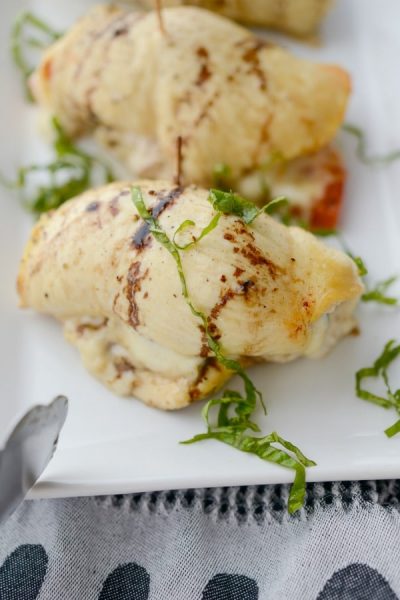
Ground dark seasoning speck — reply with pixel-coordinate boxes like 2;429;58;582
86;201;100;212
131;187;183;250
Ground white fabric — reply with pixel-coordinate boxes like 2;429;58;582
0;484;399;599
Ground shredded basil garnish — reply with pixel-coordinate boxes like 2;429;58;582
132;185;316;513
344;249;368;278
1;118;114;215
349;255;398;305
208;189;259;224
343;123;400;166
310;228;338;238
173;214;221;250
213;158;338;235
212;163;231;191
362;276;399;306
384;420;400;439
12;12;61;100
209;189;287;225
356;340;400;437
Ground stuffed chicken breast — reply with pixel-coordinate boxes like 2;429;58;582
140;0;334;36
18;181;363;409
30;5;350;227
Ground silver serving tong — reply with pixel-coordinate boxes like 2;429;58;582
0;396;68;526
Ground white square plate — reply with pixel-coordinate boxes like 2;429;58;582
1;0;399;499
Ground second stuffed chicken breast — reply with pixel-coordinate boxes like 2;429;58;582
31;5;350;188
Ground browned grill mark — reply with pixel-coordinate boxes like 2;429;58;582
132;187;183;250
236;37;273;51
113;26;128;37
86;201;100;212
194;92;220;127
175;90;193;116
232;222;258;250
233;220;254;235
240;38;270;91
109;197;120;216
234;266;244;278
240;243;283;279
155;187;184;214
71;11;146;130
254;115;273;165
30;260;43;277
189;364;209;400
196;63;212;86
103;136;118;149
206;276;258;344
189;389;202;401
195;47;212;86
114;356;135;377
73;11;142;82
223;223;283;280
209;289;235;322
302;297;315;317
207;322;220;338
174;137;184;187
95;210;103;230
189;357;220;401
112;292;120;313
85;85;100;126
196;46;209;59
294;324;304;335
124;262;149;327
76;317;108;335
200;345;209;358
220;274;227;282
132;225;152;250
239;280;255;295
199;325;209;358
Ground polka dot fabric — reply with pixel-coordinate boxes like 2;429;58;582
1;482;400;599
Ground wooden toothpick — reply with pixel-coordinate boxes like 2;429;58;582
174;136;183;187
155;0;166;36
